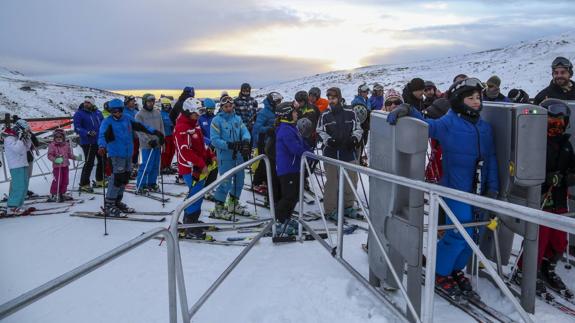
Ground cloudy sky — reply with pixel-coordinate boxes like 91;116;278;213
0;0;573;90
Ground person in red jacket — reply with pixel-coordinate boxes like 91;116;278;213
174;98;216;240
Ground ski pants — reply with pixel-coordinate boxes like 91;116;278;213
137;148;160;189
275;173;299;223
132;138;140;165
80;144;103;186
51;166;69;195
182;175;205;221
106;157;132;202
323;159;358;214
214;158;244;203
161;135;176;170
435;198;474;276
8;166;29;208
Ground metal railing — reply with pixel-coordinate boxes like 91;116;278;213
0;227;180;322
298;151;575;323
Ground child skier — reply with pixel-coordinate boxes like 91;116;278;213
210;95;252;220
160;97;176;174
2;119;32;215
135;94;165;192
47;129;81;202
174;98;216;240
198;98;219;188
98;99;164;217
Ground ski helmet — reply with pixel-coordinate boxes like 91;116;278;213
358;83;370;94
507;89;530;104
142;93;156;110
275;102;295;121
183;86;195;97
541;98;571;125
551;56;573;76
297;117;313;138
295;91;308;103
447;77;484;117
183;98;202;115
373;83;384;92
267;92;283;108
309;87;321;99
424;81;436;90
108;98;124;112
160;98;172;110
352;104;369;124
240;83;251;93
14;118;30;131
203;98;216;109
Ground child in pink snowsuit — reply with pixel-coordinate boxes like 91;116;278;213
47;129;80;202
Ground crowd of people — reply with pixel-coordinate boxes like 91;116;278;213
1;55;575;301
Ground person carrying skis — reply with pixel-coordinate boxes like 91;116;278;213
198;98;219;188
97;99;164;217
369;83;385;111
209;95;252;220
160;97;176;174
387;77;499;301
47;129;81;202
174;97;216;240
274;102;312;236
73;96;104;192
308;87;329;113
534;57;575;105
135;94;165;192
317;87;363;220
1;119;32;215
251;92;283;194
482;75;510;102
234;83;259;132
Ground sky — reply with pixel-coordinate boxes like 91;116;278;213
0;0;573;90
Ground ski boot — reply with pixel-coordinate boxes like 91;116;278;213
541;259;574;298
436;274;463;303
116;200;135;213
275;218;299;237
147;184;161;193
344;206;363;220
27;190;38;198
79;185;94;193
209;202;235;221
452;270;480;300
253;184;268;195
175;175;185;185
103;199;122;217
183;228;214;241
514;269;553;300
226;196;254;218
92;180;107;188
47;195;59;202
60;194;74;201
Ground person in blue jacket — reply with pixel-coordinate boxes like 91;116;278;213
351;83;371;111
160;97;176;174
251;92;283;191
209;95;252;220
199;98;216;147
388;77;499;300
274;102;311;236
369;83;384;111
73;96;104;192
97;99;164;216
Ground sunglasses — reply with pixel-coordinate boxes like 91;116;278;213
384;100;402;106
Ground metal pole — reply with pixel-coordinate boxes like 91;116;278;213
422;193;439;323
297;157;306;241
336;167;345;258
303;157;334;246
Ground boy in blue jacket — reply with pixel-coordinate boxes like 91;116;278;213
97;99;164;216
199;98;219;189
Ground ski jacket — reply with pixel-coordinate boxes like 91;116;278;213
369;95;384;111
122;106;138;121
234;94;258;130
135;108;165;149
47;141;74;168
275;122;311;176
351;95;371;110
542;134;575;210
425;139;443;183
534;80;575;105
2;129;31;169
409;109;499;195
211;111;251;161
314;97;329;113
251;98;276;148
199;113;215;146
73;103;104;145
97;115;155;158
161;109;174;136
317;104;363;162
174;115;214;177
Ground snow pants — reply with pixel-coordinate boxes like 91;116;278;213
161;135;176;170
275;173;299;223
106;157;132;201
435;198;474;276
8;166;29;208
51;166;69;195
137;148;160;189
80;144;103;186
182;175;205;221
323;160;358;214
214;158;244;203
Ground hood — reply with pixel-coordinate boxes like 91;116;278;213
176;114;198;128
402;85;423;108
263;98;275;112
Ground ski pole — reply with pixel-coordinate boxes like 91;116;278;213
248;167;258;217
566;193;572;270
56;163;61;201
160;147;165;208
137;148;154;193
102;153;108;236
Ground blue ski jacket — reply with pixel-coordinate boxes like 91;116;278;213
251;98;276;148
98;115;155;158
351;95;371;111
73;103;104;145
199;113;215;146
369;95;384;111
161;110;174;136
210;111;251;161
275;122;311;176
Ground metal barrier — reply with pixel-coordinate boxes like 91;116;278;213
0;227;180;322
298;151;575;323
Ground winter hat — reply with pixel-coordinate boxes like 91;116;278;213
53;128;66;139
552;56;573;76
424;98;450;119
424;81;436;89
507;89;530;104
108;98;124;111
183;86;195;97
486;75;501;88
220;91;229;100
183;98;202;115
203;98;216;109
84;96;95;105
14;118;30;131
160;97;172;108
409;78;426;92
384;89;402;103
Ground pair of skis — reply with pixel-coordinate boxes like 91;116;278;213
1;204;73;218
70;210;170;222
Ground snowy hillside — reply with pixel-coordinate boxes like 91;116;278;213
0;67;122;118
255;32;575;102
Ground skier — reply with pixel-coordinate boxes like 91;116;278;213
135;94;165;192
198;98;219;189
73;96;104;192
507;89;530;104
210;95;252;220
482;75;510;102
97;99;164;217
123;95;140;173
402;78;426;112
174;97;216;240
308;87;329;113
423;81;440;109
382;89;403;112
369;83;385;111
2;119;32;215
160;97;176;174
351;83;372;111
317;87;363;220
169;86;195;124
47;129;81;202
274;102;311;236
534;57;575;105
516;99;575;297
387;77;499;300
251;92;283;194
11;115;40;198
233;83;259;132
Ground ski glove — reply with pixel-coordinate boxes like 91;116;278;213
153;130;164;145
327;138;341;149
241;141;252;160
387;103;411;125
97;147;106;157
546;171;563;187
228;141;241;151
148;139;158;148
88;130;97;137
54;156;64;164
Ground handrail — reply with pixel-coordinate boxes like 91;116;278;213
0;227;179;323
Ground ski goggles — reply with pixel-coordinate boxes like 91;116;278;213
220;96;234;105
451;77;484;93
552;57;572;70
373;84;384;92
358;84;370;93
546;103;571;118
124;95;136;102
269;92;283;103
